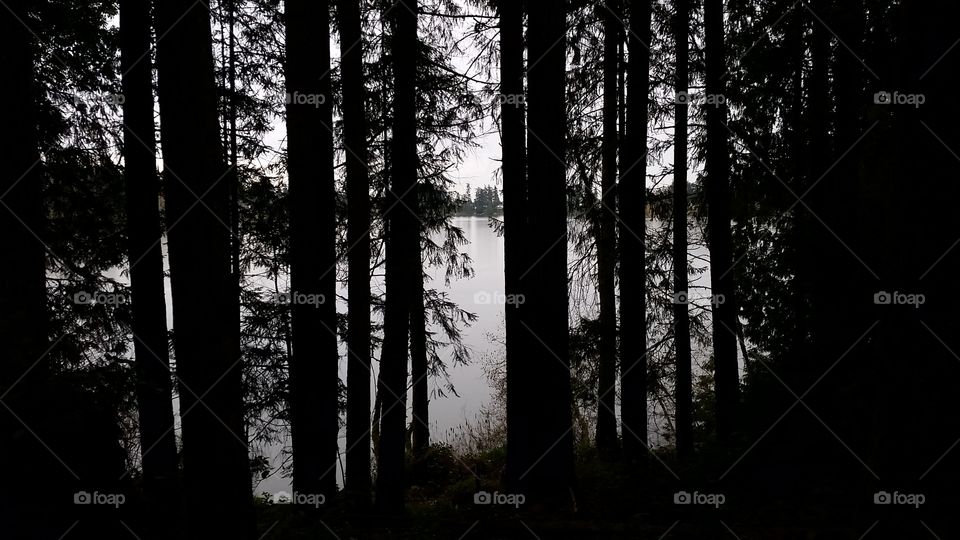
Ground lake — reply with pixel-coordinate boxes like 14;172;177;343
135;216;714;497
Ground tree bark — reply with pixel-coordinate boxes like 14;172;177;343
119;0;180;534
0;2;53;536
285;0;340;499
526;0;574;503
338;0;373;506
410;264;430;456
153;0;254;536
596;0;621;457
500;0;531;494
704;0;740;442
620;0;652;461
376;0;419;513
672;0;693;459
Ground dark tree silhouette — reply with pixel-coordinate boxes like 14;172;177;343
525;0;574;502
704;0;740;441
620;0;652;461
672;0;693;459
0;1;53;536
596;0;621;457
338;0;373;505
376;0;419;513
153;0;254;536
285;0;340;498
119;0;179;534
410;263;430;455
500;0;531;494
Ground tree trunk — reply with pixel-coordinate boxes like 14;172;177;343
620;0;652;462
410;264;430;455
119;0;180;534
376;0;419;513
596;0;621;457
153;0;254;536
672;0;693;459
0;2;54;536
500;0;531;494
704;0;740;442
285;0;340;499
338;0;373;506
526;0;574;503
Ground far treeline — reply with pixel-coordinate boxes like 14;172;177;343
2;0;960;538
